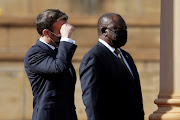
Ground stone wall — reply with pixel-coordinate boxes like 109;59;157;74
0;0;160;120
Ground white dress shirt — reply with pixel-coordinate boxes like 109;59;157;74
98;38;134;78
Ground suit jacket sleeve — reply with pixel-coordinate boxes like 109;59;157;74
26;41;77;75
79;53;102;120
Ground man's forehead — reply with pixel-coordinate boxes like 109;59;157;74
107;19;126;28
52;20;66;27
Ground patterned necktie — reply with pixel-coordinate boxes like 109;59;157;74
114;49;124;62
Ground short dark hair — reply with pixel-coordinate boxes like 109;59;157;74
97;13;121;36
36;9;68;36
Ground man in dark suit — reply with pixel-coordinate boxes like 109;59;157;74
24;9;77;120
79;13;144;120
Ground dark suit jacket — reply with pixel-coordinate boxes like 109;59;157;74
24;40;77;120
79;41;144;120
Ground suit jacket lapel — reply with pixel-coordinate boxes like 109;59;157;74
36;40;56;57
97;42;137;90
97;42;137;78
120;49;139;81
97;41;124;64
97;42;133;77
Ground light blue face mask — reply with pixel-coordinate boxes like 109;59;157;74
48;30;61;47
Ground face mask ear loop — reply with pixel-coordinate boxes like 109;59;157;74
50;38;58;48
43;29;60;48
48;30;61;37
48;29;61;47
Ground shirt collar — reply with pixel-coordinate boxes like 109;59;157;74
39;38;56;50
98;38;122;54
98;38;115;53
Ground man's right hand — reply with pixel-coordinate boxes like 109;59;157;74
60;23;74;38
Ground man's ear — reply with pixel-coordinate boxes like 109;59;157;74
101;27;107;36
42;29;50;37
101;27;106;33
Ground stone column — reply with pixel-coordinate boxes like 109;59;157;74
149;0;180;119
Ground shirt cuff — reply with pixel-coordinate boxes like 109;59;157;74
61;37;75;44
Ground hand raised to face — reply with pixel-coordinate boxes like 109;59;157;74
60;23;75;38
